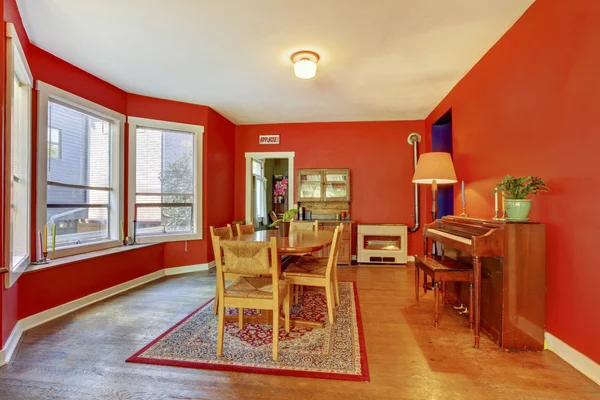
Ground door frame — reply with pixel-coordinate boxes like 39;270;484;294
245;152;295;224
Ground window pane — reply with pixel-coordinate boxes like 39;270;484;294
11;73;30;270
50;206;109;248
47;101;111;188
47;100;112;249
135;204;193;236
136;126;195;237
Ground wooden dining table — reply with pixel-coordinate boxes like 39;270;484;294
225;229;334;328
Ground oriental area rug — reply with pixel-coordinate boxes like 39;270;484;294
127;282;369;381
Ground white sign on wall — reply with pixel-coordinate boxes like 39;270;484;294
259;135;280;145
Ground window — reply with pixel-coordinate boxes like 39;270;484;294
37;81;125;258
252;159;266;225
48;127;62;159
128;117;203;244
6;23;33;286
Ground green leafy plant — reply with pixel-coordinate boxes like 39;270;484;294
269;208;298;227
493;175;549;199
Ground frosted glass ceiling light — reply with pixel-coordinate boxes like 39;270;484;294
291;51;320;79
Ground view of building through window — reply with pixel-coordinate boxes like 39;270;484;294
135;127;195;236
47;100;112;248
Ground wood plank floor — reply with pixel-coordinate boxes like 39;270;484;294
1;265;598;399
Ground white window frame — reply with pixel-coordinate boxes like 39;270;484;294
127;116;203;244
36;81;126;258
5;23;33;287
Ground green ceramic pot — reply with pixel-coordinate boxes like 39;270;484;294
504;199;532;220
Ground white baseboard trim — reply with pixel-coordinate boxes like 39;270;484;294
407;255;415;262
351;255;357;261
165;261;214;275
0;263;211;367
545;332;600;385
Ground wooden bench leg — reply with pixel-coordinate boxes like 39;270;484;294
415;265;420;301
433;282;440;328
469;283;474;330
473;257;481;348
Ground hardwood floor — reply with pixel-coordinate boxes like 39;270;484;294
1;265;598;399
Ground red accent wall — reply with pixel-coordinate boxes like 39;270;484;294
426;0;600;363
234;121;428;256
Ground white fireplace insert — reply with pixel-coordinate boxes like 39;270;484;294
357;224;408;264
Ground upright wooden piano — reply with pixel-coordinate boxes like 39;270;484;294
423;216;546;351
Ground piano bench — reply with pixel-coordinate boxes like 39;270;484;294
414;255;474;328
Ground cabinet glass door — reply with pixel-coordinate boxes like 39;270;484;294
324;170;349;201
298;170;323;201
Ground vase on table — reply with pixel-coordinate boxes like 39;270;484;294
278;221;290;237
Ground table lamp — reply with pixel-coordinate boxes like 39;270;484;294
412;152;457;221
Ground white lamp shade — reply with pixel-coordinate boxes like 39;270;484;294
412;152;457;184
294;59;317;79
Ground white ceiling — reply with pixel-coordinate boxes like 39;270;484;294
17;0;534;124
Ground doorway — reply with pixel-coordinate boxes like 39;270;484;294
431;110;453;218
245;152;295;229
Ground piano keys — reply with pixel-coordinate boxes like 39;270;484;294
423;216;546;351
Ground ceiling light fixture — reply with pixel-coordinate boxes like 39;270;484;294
291;51;320;79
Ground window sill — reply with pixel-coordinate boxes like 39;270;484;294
135;233;202;244
24;243;160;274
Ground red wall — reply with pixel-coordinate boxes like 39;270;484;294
235;121;428;255
426;0;600;363
205;109;236;260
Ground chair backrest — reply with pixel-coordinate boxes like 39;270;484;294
209;225;233;257
237;223;255;236
324;224;344;278
214;236;281;302
269;211;278;224
290;220;319;232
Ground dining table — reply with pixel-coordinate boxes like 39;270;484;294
224;229;334;328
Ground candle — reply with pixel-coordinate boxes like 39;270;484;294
52;224;56;253
36;230;43;261
494;187;499;212
501;191;506;212
43;225;48;253
120;220;125;242
461;181;465;207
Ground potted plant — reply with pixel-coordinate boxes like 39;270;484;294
269;208;298;237
494;175;549;220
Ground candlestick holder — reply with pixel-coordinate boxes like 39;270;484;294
492;210;501;221
459;204;467;217
501;210;508;220
32;252;50;265
132;220;139;245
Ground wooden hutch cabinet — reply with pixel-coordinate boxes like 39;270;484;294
297;168;352;265
297;169;350;202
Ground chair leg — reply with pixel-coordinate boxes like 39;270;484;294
285;285;291;333
217;303;225;356
434;282;440;328
333;266;340;306
325;282;335;325
273;304;280;361
238;308;244;329
213;283;219;315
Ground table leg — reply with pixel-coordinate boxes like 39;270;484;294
433;281;440;328
415;265;420;302
473;257;481;348
469;283;474;330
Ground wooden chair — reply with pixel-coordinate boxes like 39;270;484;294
210;225;245;317
236;222;255;236
290;220;319;232
283;225;343;324
214;236;291;361
295;223;343;306
269;211;279;228
414;254;474;329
